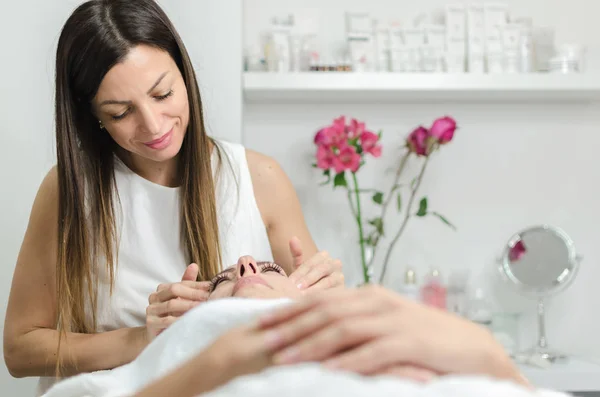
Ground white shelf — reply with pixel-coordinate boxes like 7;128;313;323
243;72;600;103
518;358;600;392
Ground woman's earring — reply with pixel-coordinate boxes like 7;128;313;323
99;120;105;130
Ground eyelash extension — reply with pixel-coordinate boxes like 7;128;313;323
209;273;231;292
260;262;283;274
110;90;174;121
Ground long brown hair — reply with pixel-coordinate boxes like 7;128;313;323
54;0;222;374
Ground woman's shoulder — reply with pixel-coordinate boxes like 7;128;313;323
211;138;292;196
35;165;59;208
244;148;289;191
213;139;282;179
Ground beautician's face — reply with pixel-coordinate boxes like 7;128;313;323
93;45;189;163
208;260;302;300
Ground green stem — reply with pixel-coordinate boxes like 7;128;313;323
378;155;431;284
350;172;369;284
367;150;411;268
347;190;358;219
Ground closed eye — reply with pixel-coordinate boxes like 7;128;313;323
109;90;174;121
209;273;232;292
259;263;284;275
111;108;130;121
155;89;174;101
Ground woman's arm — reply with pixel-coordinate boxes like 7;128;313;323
134;322;274;397
133;349;226;397
3;167;148;377
259;285;529;387
246;150;318;274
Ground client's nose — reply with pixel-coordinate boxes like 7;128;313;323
236;256;258;278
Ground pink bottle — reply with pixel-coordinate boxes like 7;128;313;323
420;269;447;310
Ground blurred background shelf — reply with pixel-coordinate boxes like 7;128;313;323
243;72;600;103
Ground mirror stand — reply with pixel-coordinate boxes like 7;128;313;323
499;225;581;366
521;297;567;363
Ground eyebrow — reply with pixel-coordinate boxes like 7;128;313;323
98;71;169;107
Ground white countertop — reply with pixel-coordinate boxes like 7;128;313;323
519;357;600;392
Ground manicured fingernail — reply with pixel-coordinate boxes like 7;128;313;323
264;331;282;349
274;347;300;364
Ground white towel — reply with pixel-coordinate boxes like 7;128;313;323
43;298;569;397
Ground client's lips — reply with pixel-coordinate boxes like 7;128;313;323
233;276;270;295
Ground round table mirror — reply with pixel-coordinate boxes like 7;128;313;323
499;225;582;363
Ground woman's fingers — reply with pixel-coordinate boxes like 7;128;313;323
302;270;345;293
146;315;178;330
294;259;342;290
181;281;212;290
288;251;328;285
261;286;399;329
259;288;357;328
273;312;392;364
288;236;304;270
324;336;420;375
267;298;391;356
147;298;201;317
151;283;209;303
181;263;200;282
157;281;211;292
376;364;438;383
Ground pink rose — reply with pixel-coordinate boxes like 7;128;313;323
430;116;457;144
348;119;366;139
406;126;429;156
316;145;335;170
333;145;361;173
360;131;382;158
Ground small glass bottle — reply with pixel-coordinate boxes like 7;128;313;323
467;287;493;328
420;269;447;310
446;269;469;316
398;268;420;301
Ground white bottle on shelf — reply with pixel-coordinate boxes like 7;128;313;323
399;268;420;301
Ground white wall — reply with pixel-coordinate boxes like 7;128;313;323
0;0;242;395
243;0;600;364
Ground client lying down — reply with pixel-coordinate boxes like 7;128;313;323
44;256;567;397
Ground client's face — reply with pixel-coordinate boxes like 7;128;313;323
208;256;302;300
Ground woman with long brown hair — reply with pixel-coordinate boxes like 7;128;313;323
2;0;343;394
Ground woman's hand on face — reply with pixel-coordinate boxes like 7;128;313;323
288;237;344;293
146;263;211;341
257;285;524;385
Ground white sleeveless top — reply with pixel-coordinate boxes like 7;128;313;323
37;140;273;395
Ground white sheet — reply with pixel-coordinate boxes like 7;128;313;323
43;298;570;397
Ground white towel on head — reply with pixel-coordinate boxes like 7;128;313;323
43;298;570;397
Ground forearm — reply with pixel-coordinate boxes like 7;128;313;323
133;350;229;397
5;326;147;378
